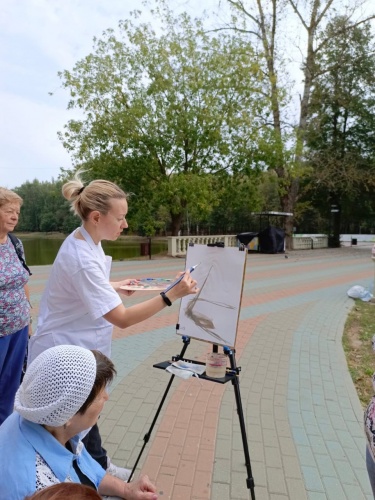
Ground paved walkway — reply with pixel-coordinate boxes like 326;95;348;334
28;246;374;500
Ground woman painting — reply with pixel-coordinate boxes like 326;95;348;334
28;172;198;479
0;187;31;425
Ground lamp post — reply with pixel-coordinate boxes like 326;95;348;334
330;204;340;247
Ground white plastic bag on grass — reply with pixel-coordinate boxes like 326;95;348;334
347;285;373;302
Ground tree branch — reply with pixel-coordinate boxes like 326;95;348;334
206;25;261;39
315;15;375;54
316;0;335;26
287;0;308;31
227;0;260;27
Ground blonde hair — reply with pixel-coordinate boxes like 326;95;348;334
0;187;23;208
62;171;127;221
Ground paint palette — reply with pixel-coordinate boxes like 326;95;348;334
120;278;173;291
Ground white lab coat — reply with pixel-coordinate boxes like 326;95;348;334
28;227;122;364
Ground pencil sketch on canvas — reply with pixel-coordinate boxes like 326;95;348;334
177;244;247;347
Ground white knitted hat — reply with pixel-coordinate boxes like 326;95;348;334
15;345;97;427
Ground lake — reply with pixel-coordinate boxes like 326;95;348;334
18;235;168;266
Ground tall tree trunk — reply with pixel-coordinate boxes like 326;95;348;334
170;212;184;236
227;0;332;249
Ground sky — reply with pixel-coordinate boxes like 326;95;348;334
0;0;220;189
1;1;373;190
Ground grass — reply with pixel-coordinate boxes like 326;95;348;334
343;299;375;407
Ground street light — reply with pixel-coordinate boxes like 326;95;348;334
329;204;339;247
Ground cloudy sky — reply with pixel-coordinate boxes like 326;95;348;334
0;0;220;189
2;1;371;190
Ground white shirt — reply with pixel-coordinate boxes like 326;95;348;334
28;227;122;363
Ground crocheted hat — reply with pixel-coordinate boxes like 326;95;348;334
15;345;97;427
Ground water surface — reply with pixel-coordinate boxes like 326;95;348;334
19;236;167;266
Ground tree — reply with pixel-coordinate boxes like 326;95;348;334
196;172;263;234
304;16;375;244
16;180;51;232
15;179;78;233
58;2;271;234
224;0;375;248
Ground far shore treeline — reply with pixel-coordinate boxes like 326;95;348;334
12;2;375;244
13;167;375;240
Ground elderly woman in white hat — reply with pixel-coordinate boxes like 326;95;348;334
0;345;157;500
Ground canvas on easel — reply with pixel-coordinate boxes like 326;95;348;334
177;244;247;348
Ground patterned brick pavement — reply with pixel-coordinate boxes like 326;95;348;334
28;246;374;499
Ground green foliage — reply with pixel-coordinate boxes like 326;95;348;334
196;172;263;234
306;16;375;192
302;16;375;235
127;195;170;236
58;2;270;234
14;179;79;234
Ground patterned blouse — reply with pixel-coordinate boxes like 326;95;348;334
0;236;30;337
365;393;375;460
35;454;73;490
364;336;375;460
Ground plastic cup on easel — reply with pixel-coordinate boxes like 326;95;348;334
205;352;227;378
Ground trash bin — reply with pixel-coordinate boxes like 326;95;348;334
140;242;149;256
351;238;357;246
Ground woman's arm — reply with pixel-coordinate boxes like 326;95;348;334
104;272;198;329
24;284;31;304
98;473;157;499
24;284;32;336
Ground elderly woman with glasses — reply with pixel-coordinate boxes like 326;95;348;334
0;345;157;500
0;187;32;425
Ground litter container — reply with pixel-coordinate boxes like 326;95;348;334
351;238;357;246
140;242;149;256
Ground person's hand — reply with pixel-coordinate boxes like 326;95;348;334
167;271;198;301
99;473;157;499
123;474;158;499
111;279;139;297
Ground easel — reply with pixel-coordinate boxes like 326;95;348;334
128;335;256;500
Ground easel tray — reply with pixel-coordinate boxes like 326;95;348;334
153;359;237;384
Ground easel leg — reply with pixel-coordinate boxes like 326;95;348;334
127;336;191;482
225;347;256;500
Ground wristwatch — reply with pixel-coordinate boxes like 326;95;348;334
160;291;172;306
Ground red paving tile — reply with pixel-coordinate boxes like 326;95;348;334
175;460;196;486
191;470;211;499
173;484;193;499
143;454;162;484
156;472;176;499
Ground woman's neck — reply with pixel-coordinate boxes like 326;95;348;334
44;425;73;447
0;232;8;244
79;223;100;245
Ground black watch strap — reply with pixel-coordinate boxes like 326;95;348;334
160;291;172;306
